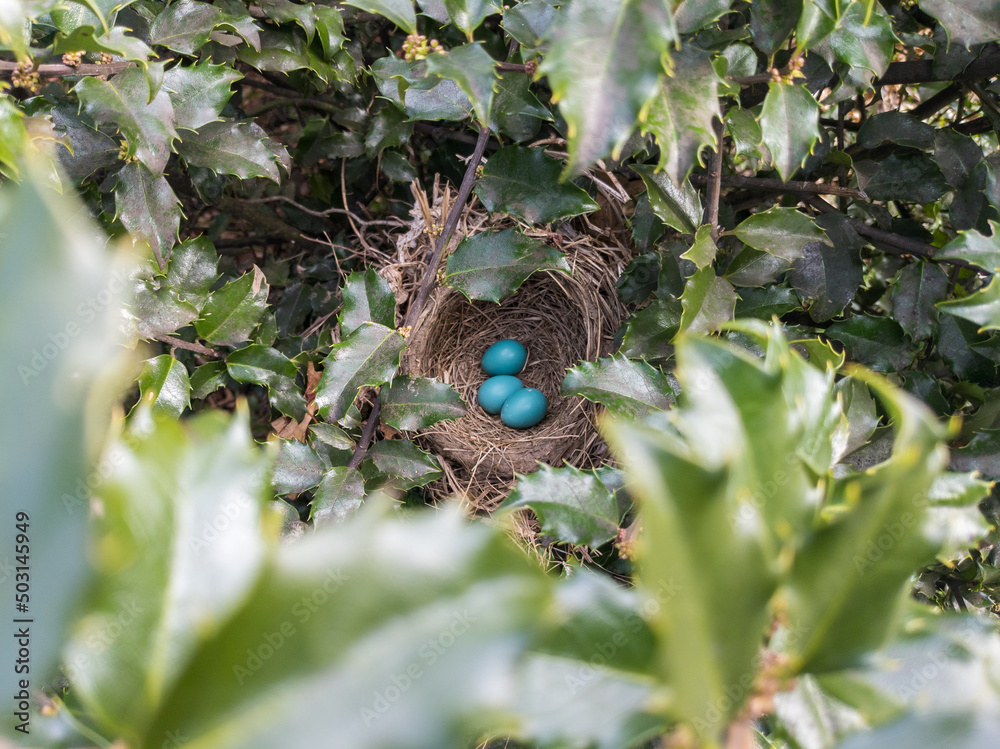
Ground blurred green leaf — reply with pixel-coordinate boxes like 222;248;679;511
315;322;405;422
444;228;570;303
499;464;623;547
475;146;599;224
919;0;1000;48
938;277;1000;332
136;354;191;417
540;0;676;175
381;375;467;431
195;266;270;347
936;222;1000;271
338;268;397;337
562;355;674;421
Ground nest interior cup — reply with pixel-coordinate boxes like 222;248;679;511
405;261;621;493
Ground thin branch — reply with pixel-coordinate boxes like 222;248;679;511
0;60;133;77
153;335;222;358
347;398;381;469
691;173;867;200
704;118;725;241
404;125;492;329
243;195;403;227
807;198;977;271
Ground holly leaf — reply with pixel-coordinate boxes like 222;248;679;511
499;464;622;547
163;62;242;132
561;355;674;421
190;361;229;399
490;71;553;142
475;146;598;225
502;0;558;47
640;44;721;186
938;277;1000;332
194;266;270;347
226;345;297;389
890;262;950;342
443;0;501;34
114;163;181;262
680;225;718;270
620;298;683;360
733;207;831;263
734;285;800;320
540;0;676;175
856;152;950;204
750;0;799;55
818;1;896;80
759;82;821;181
311;467;366;525
920;0;1000;48
338;268;397;337
425;43;497;126
177;121;283;182
371;56;472;122
135;356;190;418
315;322;406;422
937;222;1000;272
631;164;702;234
237;28;333;83
343;0;417;33
150;0;262;54
130;237;219;339
857;111;935;151
679;266;737;336
272;439;326;494
787;213;864;323
362;439;442;490
381;376;467;431
444;228;570;303
75;67;178;173
52;25;152;64
825;316;915;373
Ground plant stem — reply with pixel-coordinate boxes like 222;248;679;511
704;118;725;241
153;335;222;358
691;174;867;199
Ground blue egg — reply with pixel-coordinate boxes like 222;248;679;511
477;375;524;415
482;339;527;376
501;388;548;429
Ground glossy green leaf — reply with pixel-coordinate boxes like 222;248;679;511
759;82;821;181
343;0;417;33
311;466;366;525
856;111;935;151
190;361;229;399
620;298;683;360
177;121;283;182
0;97;28;180
194;266;270;347
726;106;765;162
150;0;262;54
681;225;718;270
52;25;152;64
833;375;879;462
750;0;800;55
130;237;219;340
540;0;676;175
114;163;181;262
936;222;1000;272
489;71;553;142
938;277;1000;332
75;67;178;173
889;262;949;342
311;422;356;451
632;164;702;234
733;206;831;262
501;0;557;47
315;322;406;422
857;152;950;204
443;0;500;34
675;0;732;34
363;439;441;489
817;2;896;80
920;0;1000;48
425;43;497;125
272;439;325;494
371;56;472;122
381;375;467;431
339;268;397;336
226;345;297;389
795;0;838;50
734;285;800;320
825;316;915;373
237;28;334;83
475;146;599;225
256;0;317;39
561;355;674;420
787;213;864;323
65;406;271;742
162;62;241;132
0;170;124;702
640;45;721;186
499;464;623;547
679;265;737;335
444;228;570;303
136;354;191;417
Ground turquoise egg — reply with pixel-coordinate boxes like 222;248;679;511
477;375;524;415
482;339;527;376
501;388;548;429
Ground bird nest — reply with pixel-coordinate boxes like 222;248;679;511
371;177;635;512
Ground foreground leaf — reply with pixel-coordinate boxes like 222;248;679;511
315;322;406;422
562;355;674;420
540;0;676;175
499;464;623;547
444;228;570;302
381;376;467;431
